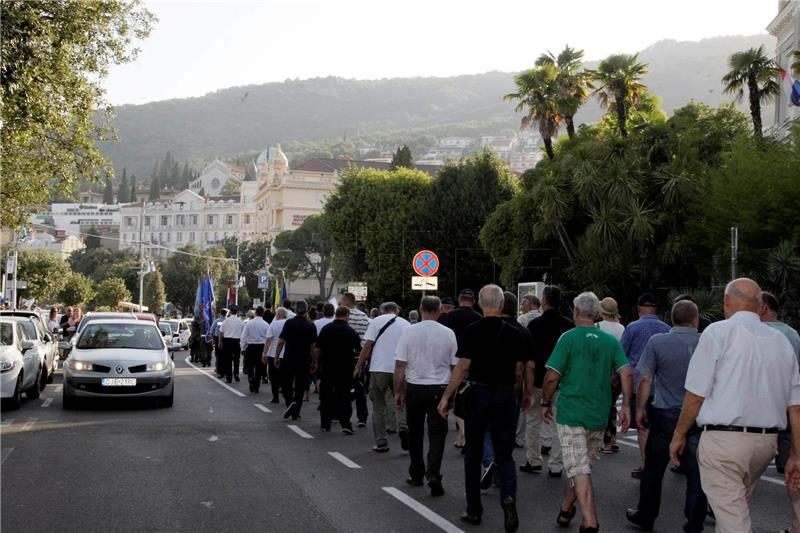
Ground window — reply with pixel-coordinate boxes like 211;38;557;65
190;214;198;225
207;215;214;226
159;232;163;242
123;234;127;242
226;215;233;225
176;214;185;227
189;232;195;241
244;214;251;225
144;216;152;227
177;232;183;242
161;215;169;227
125;216;136;227
166;233;170;242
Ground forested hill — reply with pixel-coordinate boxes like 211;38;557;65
102;34;773;177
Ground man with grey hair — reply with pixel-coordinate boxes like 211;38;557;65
625;300;707;532
542;291;633;533
262;307;289;403
517;294;542;328
276;299;317;420
671;278;800;532
355;301;410;452
438;284;527;533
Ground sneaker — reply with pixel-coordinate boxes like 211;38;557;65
372;444;390;453
548;470;563;478
519;462;542;474
502;497;519;533
460;513;482;526
399;428;409;451
480;462;498;490
342;427;354;435
428;479;445;497
631;467;643;479
357;421;367;428
283;402;297;419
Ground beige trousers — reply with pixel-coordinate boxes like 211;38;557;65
697;430;777;533
524;389;563;471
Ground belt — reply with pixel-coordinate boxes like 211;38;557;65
702;424;779;434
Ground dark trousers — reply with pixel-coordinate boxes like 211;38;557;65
353;374;368;423
268;357;281;399
464;384;517;517
245;344;265;392
320;374;353;430
637;407;707;532
281;357;310;416
222;337;240;382
406;383;448;483
214;342;223;374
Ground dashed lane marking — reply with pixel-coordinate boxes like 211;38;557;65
41;398;53;408
207;435;219;442
254;403;272;413
287;425;314;439
328;451;361;469
54;385;63;393
21;418;38;431
184;356;246;397
382;487;465;533
1;448;13;465
760;475;786;487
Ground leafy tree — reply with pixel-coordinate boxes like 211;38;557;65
161;243;235;313
16;250;69;303
535;46;590;139
0;0;154;227
143;270;166;313
389;145;413;169
764;241;800;293
129;174;137;203
590;54;649;137
68;246;139;294
220;179;241;196
58;272;95;308
219;237;271;303
118;169;130;203
84;225;103;249
721;46;779;139
93;277;131;310
103;178;114;204
504;65;562;159
148;176;160;201
272;214;337;299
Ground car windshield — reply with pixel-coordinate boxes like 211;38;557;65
0;323;12;346
76;324;164;350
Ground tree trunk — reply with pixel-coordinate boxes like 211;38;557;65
748;73;762;139
615;96;627;137
565;116;576;139
543;137;555;160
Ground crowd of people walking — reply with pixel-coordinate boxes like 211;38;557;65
189;278;800;533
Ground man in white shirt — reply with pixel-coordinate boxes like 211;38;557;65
262;307;289;403
342;292;370;426
395;296;457;496
670;278;800;532
517;294;542;328
315;303;335;335
218;305;245;384
240;306;270;394
355;301;409;452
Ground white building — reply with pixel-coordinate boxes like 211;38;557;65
768;0;800;137
18;233;85;260
30;203;121;250
189;159;245;197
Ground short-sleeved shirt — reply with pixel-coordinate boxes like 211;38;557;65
528;309;575;388
766;321;800;362
597;320;625;341
517;309;542;328
279;315;317;362
219;316;245;339
262;310;275;324
621;314;670;386
316;320;361;379
546;326;629;431
395;320;458;385
636;326;699;410
685;311;800;428
266;318;287;358
347;308;370;345
315;316;334;335
458;316;527;386
364;314;410;373
443;305;482;353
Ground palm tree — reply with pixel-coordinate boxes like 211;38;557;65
535;46;590;139
503;64;561;159
590;54;649;138
721;46;779;139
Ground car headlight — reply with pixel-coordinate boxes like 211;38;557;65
68;360;93;372
146;360;169;371
0;359;15;372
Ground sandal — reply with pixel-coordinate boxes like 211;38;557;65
556;505;576;527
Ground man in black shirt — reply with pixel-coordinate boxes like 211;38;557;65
439;284;528;533
276;300;317;420
262;304;275;325
526;285;573;476
315;306;361;434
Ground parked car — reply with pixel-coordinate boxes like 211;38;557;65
158;321;180;355
7;316;56;391
0;310;58;379
63;319;174;408
162;319;190;349
0;319;43;409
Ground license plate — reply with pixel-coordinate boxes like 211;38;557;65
101;378;136;386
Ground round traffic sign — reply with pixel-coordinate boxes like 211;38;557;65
412;250;439;277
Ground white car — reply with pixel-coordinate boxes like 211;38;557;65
162;319;190;349
0;310;58;381
158;321;181;354
0;319;43;409
63;319;174;409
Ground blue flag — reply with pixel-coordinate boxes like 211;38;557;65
280;278;288;305
202;272;216;341
193;276;202;318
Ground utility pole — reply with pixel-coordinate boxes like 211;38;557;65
730;226;738;281
10;230;19;310
234;237;240;305
138;203;146;311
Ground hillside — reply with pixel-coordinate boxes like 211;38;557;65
101;34;774;177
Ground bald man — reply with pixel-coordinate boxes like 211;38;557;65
669;278;800;532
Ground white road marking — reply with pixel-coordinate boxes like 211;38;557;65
201;501;214;509
328;451;362;469
0;418;15;428
207;435;219;442
21;418;38;431
1;448;13;465
184;356;245;397
615;440;639;449
288;425;314;439
41;398;53;408
254;403;272;413
760;475;786;487
382;487;465;533
54;385;63;393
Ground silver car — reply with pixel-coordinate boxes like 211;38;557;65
0;319;42;409
63;319;174;409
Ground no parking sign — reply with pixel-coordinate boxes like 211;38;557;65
412;250;439;277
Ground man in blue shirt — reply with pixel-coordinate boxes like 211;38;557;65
210;308;227;378
625;300;707;532
621;293;670;478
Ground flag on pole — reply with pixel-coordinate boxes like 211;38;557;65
226;281;235;308
780;67;800;107
280;278;288;306
193;276;202;318
273;276;281;310
202;271;216;341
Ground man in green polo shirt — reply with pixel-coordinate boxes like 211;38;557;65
541;291;633;533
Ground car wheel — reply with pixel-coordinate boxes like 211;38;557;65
26;367;42;399
62;388;76;410
47;359;55;383
6;373;22;410
161;387;174;408
39;364;48;391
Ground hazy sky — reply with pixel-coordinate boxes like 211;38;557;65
103;0;778;106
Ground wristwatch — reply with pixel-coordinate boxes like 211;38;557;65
540;400;551;407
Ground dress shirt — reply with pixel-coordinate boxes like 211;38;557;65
766;321;800;361
621;314;670;386
219;316;245;340
517;309;542;328
636;326;699;409
240;316;270;351
266;319;287;358
315;317;334;335
210;317;225;337
685;311;800;428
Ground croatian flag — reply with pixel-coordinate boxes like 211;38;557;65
780;67;800;107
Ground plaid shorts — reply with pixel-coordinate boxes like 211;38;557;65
557;424;604;478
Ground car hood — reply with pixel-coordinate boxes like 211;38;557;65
70;348;168;363
0;345;21;360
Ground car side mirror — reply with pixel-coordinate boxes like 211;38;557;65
43;334;52;343
21;339;35;351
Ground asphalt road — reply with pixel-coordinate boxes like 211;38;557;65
1;352;794;533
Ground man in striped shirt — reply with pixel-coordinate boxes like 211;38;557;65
342;293;370;427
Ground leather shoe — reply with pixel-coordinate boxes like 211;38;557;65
405;477;423;486
428;479;445;496
520;462;542;473
460;513;481;526
502;497;519;533
625;508;654;531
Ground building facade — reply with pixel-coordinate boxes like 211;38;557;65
30;203;121;251
768;0;800;136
